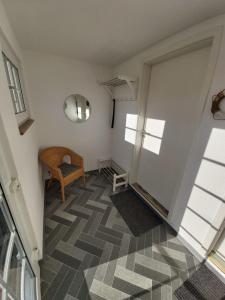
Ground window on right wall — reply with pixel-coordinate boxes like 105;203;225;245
2;52;26;114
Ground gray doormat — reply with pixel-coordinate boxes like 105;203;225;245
175;264;225;300
110;189;162;236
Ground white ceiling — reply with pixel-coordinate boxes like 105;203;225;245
3;0;225;66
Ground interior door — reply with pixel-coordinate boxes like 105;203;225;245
137;46;211;211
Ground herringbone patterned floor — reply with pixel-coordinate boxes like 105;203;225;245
40;172;200;300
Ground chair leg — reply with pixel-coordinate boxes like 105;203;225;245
61;184;65;202
47;178;54;190
82;174;86;185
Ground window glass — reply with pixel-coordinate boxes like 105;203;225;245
8;241;23;300
0;207;11;277
5;61;14;86
12;67;20;90
24;261;36;300
7;294;15;300
0;284;3;300
2;52;26;114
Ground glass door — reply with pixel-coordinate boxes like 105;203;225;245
0;187;37;300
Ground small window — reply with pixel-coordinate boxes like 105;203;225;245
2;52;26;114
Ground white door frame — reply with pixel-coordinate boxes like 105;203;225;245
129;25;223;239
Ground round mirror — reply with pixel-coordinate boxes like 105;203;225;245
64;94;91;123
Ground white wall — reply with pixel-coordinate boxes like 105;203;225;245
112;15;225;263
0;0;44;283
24;51;112;173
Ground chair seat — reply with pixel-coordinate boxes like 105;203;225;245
58;162;81;177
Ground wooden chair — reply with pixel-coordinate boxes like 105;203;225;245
39;146;85;202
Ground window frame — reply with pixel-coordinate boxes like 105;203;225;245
2;52;26;115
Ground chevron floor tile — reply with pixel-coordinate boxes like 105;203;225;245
40;172;200;300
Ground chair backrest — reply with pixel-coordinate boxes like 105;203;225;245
39;147;71;168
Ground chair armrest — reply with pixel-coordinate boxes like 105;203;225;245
56;167;64;180
69;151;84;168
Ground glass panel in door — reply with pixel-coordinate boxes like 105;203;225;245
23;261;36;300
7;294;15;300
7;237;24;300
0;209;11;278
0;284;3;300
